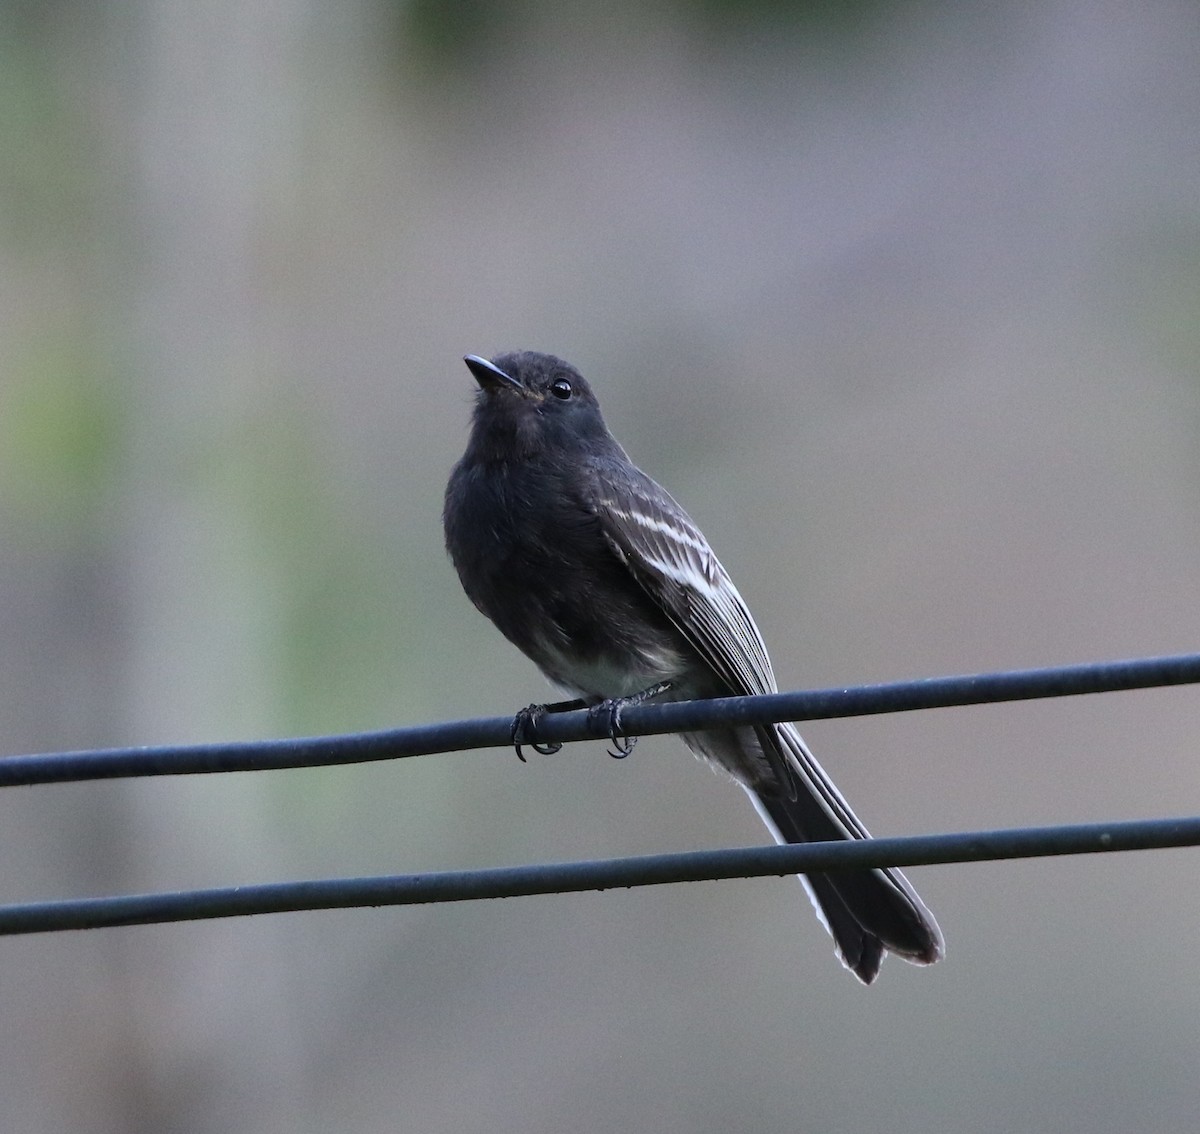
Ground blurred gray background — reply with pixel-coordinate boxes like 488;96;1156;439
1;1;1199;1131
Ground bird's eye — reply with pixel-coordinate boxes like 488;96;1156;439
550;378;573;400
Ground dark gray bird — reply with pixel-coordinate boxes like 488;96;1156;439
443;350;943;983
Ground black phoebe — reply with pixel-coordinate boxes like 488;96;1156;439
444;350;943;983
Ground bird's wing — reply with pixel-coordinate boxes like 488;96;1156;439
588;460;777;700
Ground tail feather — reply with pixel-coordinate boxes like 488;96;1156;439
750;722;944;983
802;872;886;984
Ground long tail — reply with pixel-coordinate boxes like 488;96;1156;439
749;721;943;984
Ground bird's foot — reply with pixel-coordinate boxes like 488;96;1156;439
586;681;672;759
510;699;587;762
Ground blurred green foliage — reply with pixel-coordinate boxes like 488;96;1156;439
197;402;432;735
0;13;98;248
394;0;892;66
402;0;506;63
0;333;123;541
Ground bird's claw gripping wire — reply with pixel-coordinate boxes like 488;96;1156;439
511;683;671;761
510;698;596;761
511;704;564;761
586;700;637;759
586;681;673;759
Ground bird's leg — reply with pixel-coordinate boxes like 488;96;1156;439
586;681;673;759
511;698;588;761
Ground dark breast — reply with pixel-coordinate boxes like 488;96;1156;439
444;458;691;698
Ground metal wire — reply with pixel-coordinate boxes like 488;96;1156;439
0;650;1198;936
2;650;1199;788
1;815;1198;936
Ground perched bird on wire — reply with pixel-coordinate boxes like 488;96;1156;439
443;350;943;983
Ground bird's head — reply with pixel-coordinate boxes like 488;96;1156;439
462;351;614;460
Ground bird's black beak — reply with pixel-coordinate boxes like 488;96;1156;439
464;354;522;392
